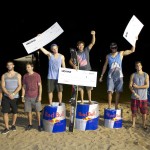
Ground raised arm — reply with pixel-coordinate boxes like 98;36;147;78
99;55;108;82
121;38;138;56
40;47;51;58
88;30;96;50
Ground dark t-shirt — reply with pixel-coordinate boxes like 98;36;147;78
77;46;91;70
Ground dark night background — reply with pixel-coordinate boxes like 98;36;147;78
0;2;149;103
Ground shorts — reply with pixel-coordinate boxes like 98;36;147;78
48;79;63;92
24;97;42;112
78;86;93;91
107;77;123;93
131;99;148;116
1;96;18;114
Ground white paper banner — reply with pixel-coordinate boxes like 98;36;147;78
123;15;144;46
58;68;97;87
23;22;64;54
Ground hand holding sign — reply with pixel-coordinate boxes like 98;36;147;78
123;15;144;46
23;22;64;54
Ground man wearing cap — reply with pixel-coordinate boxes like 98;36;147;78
40;44;66;106
99;40;138;109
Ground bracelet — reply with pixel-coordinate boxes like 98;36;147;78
21;96;24;98
101;75;103;77
134;93;137;96
12;93;15;96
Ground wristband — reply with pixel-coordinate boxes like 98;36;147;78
12;93;15;96
21;96;24;98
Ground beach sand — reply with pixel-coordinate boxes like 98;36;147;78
0;102;150;150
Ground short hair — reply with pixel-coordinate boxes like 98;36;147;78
26;62;34;67
6;60;14;65
135;61;142;65
77;41;85;46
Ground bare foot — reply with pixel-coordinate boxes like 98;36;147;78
80;101;84;104
89;101;93;105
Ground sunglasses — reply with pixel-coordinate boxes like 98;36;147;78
111;46;117;49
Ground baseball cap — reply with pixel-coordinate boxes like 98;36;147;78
50;44;58;49
110;42;118;49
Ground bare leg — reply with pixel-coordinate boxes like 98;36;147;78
108;91;113;109
48;92;53;105
132;114;136;128
58;92;62;104
80;89;84;103
12;114;17;126
36;111;41;126
115;92;120;109
28;112;32;125
3;113;9;129
87;89;92;104
142;114;147;128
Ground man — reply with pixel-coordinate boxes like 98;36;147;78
1;61;22;134
40;44;66;106
22;62;42;131
129;61;149;129
99;41;137;109
69;30;96;104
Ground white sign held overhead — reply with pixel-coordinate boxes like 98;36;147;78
123;15;144;46
58;68;97;87
23;22;64;54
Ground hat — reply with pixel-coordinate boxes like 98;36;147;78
50;44;58;49
110;42;118;49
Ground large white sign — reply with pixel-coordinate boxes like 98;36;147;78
23;22;64;54
58;68;97;87
123;15;144;46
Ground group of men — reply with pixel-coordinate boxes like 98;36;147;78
0;30;149;134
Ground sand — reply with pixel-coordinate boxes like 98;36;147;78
0;102;150;150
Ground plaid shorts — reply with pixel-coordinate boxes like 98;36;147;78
131;99;148;116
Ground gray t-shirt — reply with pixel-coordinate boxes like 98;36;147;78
77;47;91;70
131;72;148;100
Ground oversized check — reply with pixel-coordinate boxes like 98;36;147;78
123;15;144;46
23;22;64;54
58;68;97;87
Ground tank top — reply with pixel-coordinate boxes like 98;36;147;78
48;54;62;79
108;52;123;79
131;72;148;100
4;72;19;98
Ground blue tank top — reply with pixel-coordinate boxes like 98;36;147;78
48;54;62;79
108;52;123;79
131;72;148;100
4;72;19;98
